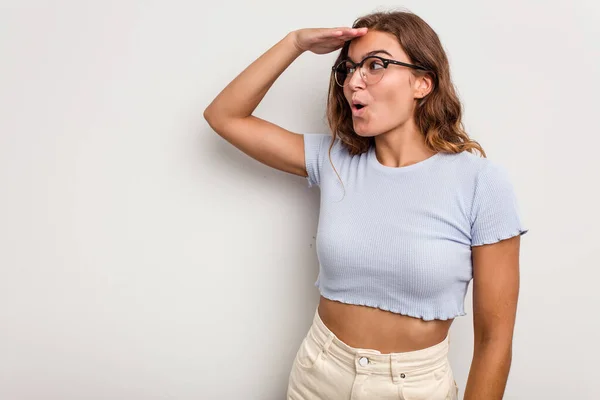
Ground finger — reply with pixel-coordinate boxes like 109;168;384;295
337;27;368;39
327;29;346;37
327;27;364;36
340;27;368;35
330;27;352;33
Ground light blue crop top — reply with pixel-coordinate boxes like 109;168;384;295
303;133;528;321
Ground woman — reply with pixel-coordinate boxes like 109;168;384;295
204;10;528;400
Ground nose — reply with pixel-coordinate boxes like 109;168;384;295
348;68;366;90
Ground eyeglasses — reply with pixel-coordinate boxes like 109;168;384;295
332;55;430;87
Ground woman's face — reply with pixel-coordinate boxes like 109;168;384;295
343;30;428;137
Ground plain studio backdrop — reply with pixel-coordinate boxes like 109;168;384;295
1;0;598;399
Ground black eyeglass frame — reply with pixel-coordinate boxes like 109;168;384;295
331;55;432;86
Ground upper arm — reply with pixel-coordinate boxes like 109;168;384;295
469;160;528;343
471;236;521;344
205;114;308;178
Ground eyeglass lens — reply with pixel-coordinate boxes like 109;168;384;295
334;56;386;87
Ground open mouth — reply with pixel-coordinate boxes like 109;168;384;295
352;103;367;114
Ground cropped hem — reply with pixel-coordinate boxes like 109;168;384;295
317;291;467;322
471;227;529;247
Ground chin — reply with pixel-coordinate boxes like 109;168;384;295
353;126;378;138
352;123;367;135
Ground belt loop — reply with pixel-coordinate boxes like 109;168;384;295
321;332;334;355
391;354;401;384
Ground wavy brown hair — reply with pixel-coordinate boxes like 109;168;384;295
325;10;485;164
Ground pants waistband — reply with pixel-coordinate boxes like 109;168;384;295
310;307;450;378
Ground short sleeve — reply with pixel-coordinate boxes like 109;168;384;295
470;161;529;246
303;133;333;188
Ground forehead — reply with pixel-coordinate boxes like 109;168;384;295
347;30;405;61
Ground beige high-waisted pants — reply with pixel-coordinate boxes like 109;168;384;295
287;307;459;400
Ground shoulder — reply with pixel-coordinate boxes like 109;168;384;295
441;150;509;181
436;150;485;178
434;151;519;205
303;133;346;156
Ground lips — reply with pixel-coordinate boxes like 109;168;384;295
351;97;368;115
351;102;368;116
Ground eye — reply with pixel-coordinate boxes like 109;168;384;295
366;58;385;70
341;62;355;74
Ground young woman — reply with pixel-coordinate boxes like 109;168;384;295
204;10;528;400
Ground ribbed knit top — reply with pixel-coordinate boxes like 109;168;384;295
303;133;528;321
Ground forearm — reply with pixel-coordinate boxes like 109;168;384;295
204;32;304;124
463;340;512;400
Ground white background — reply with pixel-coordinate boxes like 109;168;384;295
1;1;599;399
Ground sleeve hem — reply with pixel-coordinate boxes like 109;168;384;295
471;228;529;247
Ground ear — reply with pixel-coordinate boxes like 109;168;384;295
413;73;434;99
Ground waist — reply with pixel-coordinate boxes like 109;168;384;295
318;296;453;354
310;305;451;376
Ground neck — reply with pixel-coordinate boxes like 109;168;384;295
373;119;436;168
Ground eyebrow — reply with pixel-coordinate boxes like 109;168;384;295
348;49;393;63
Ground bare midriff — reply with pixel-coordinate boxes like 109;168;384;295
318;296;454;354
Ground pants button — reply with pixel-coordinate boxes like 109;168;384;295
358;357;369;367
400;373;406;378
